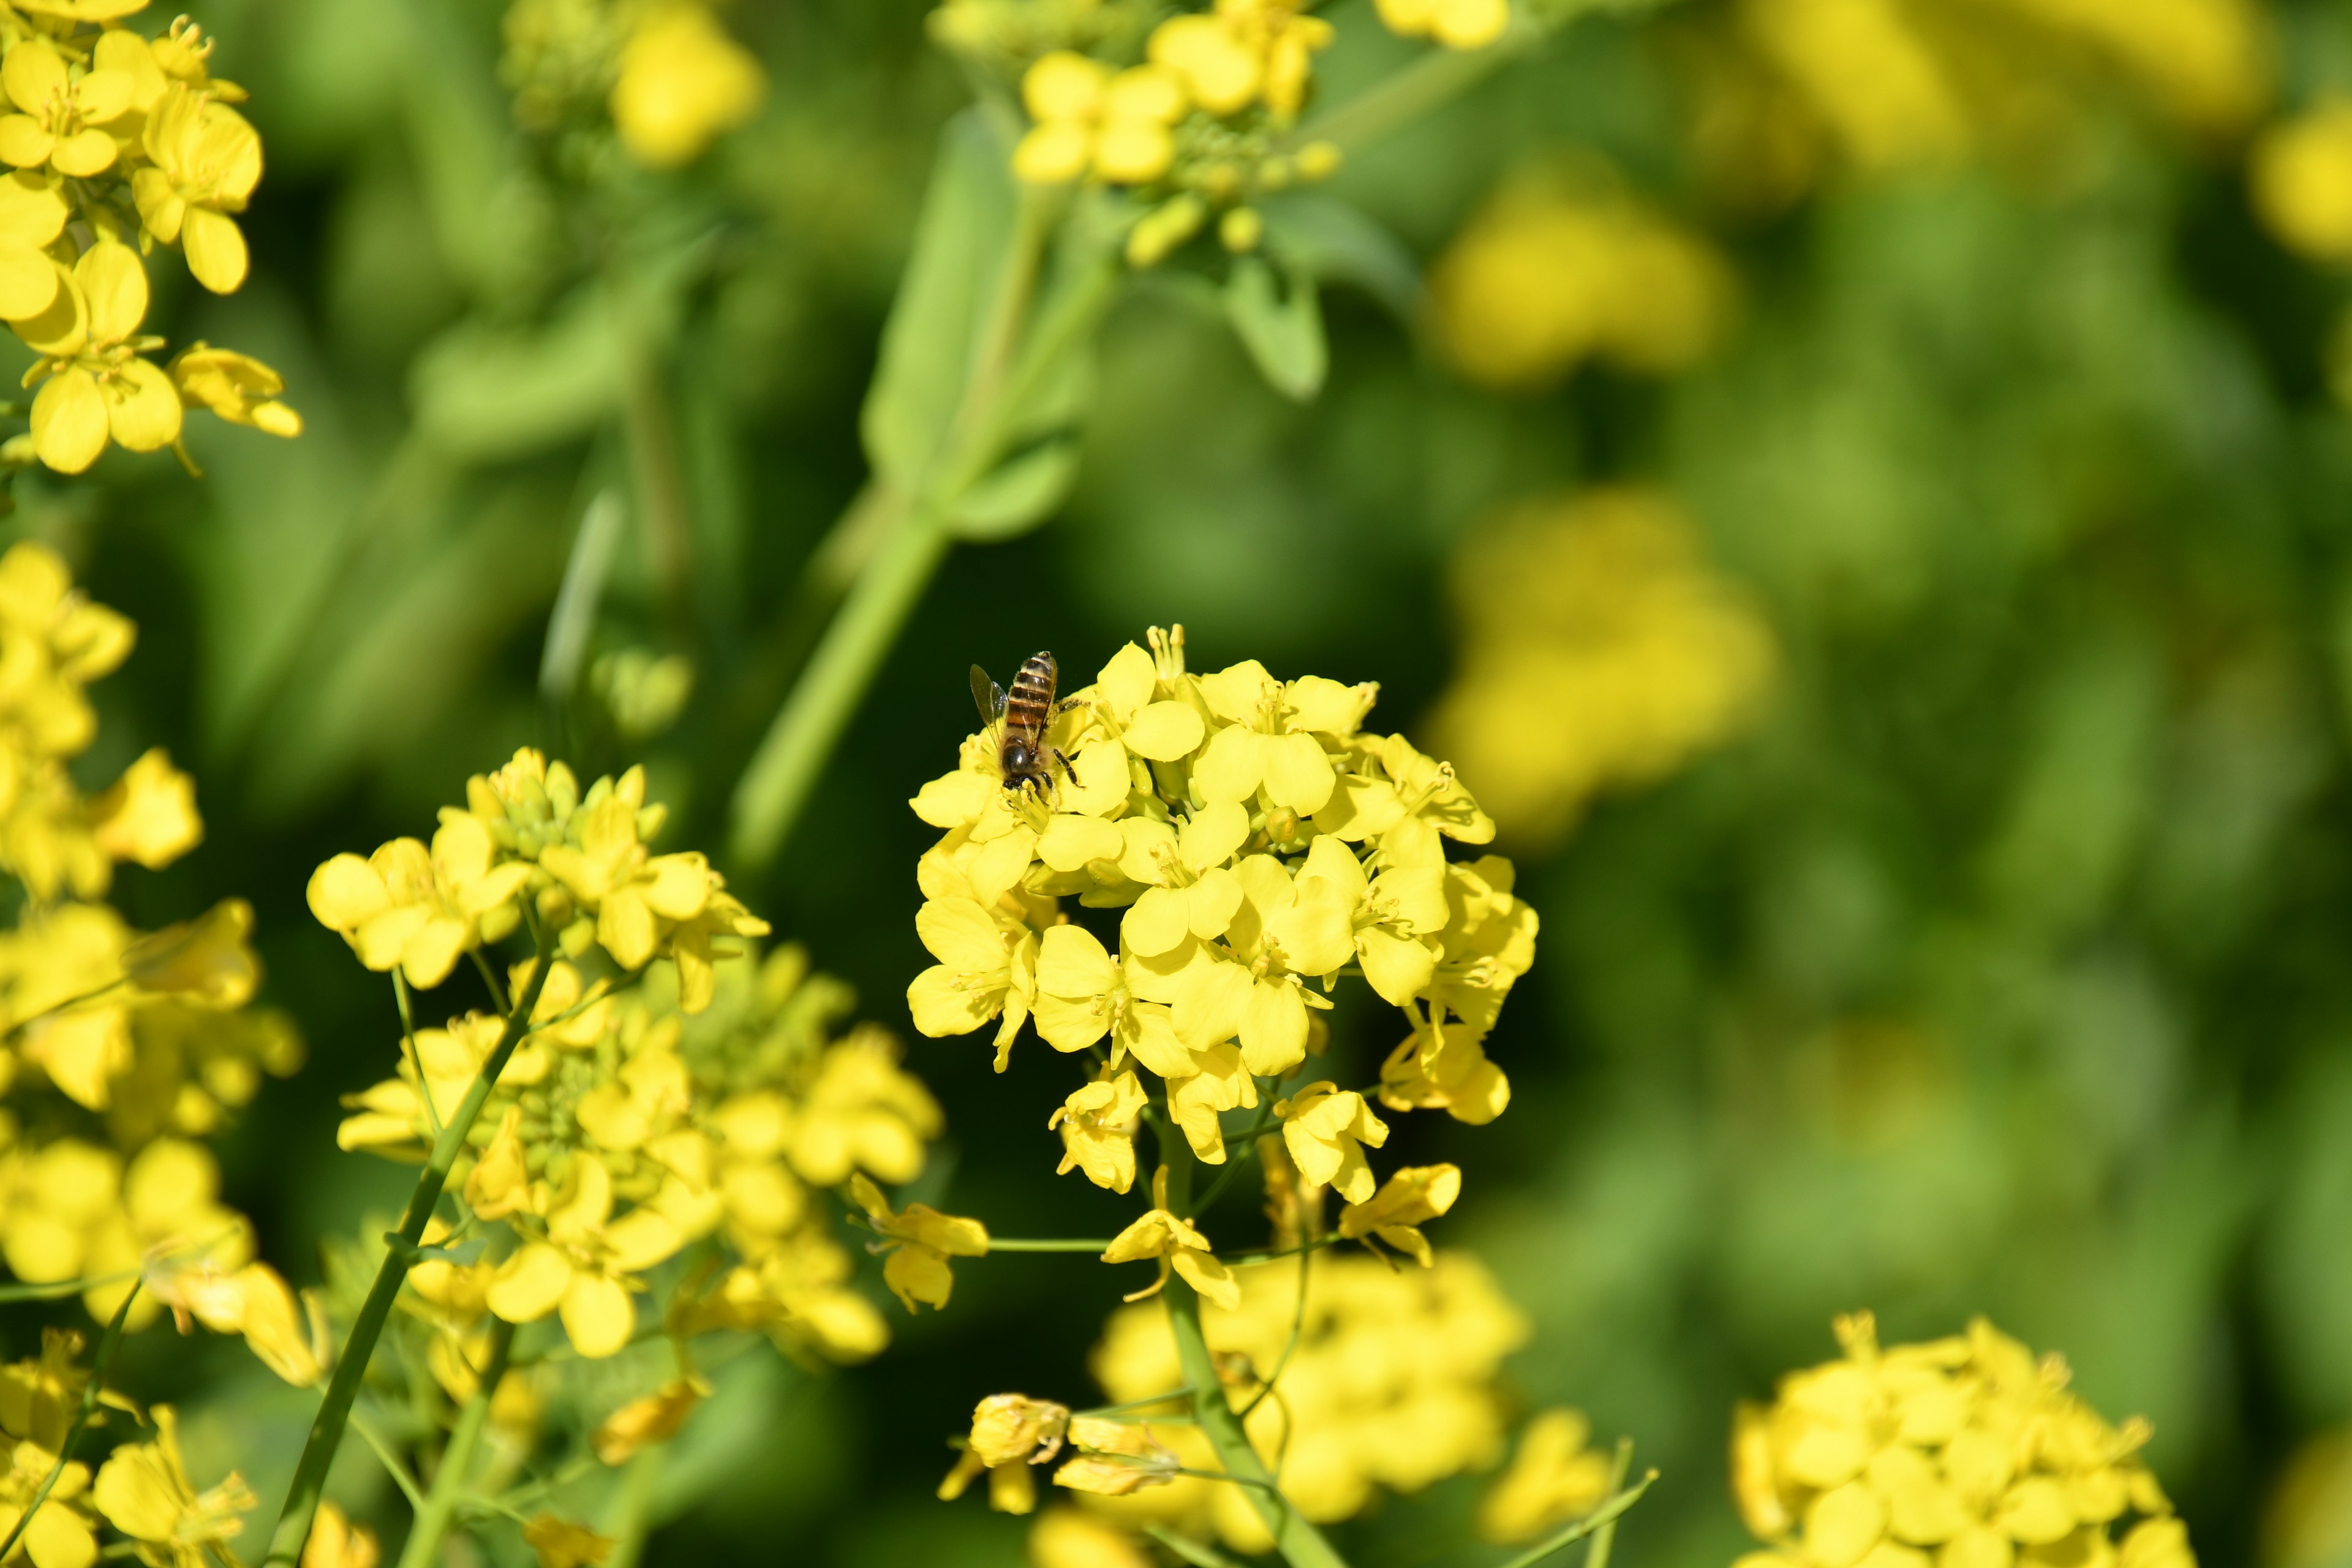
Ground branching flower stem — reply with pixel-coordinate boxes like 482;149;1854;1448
1161;1144;1351;1568
0;1282;137;1563
393;1316;518;1568
1491;1467;1659;1568
264;924;556;1568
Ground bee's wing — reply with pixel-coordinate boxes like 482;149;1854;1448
970;665;1008;726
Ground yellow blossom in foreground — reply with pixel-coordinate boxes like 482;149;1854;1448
849;1172;989;1312
1101;1167;1238;1308
1051;1069;1147;1193
1275;1082;1388;1205
0;37;132;179
306;820;530;989
1430;489;1776;850
1014;53;1186;185
93;1406;257;1568
1374;0;1509;51
135;84;263;293
1431;169;1732;392
302;1502;379;1568
1336;1161;1460;1266
1479;1408;1614;1543
1731;1313;2193;1568
611;4;766;168
2253;104;2352;265
18;240;182;475
167;344;302;437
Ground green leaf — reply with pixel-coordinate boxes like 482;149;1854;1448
948;440;1080;540
861;108;1019;489
1223;255;1327;402
1261;194;1423;320
408;289;627;462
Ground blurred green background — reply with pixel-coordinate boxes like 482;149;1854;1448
30;0;2352;1564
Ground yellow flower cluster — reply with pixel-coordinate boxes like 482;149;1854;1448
1733;1314;2196;1568
956;1252;1529;1553
339;942;946;1368
0;544;301;1337
0;7;300;473
910;628;1534;1284
1009;0;1361;263
503;0;766;169
0;1330;258;1568
1430;166;1732;393
308;747;766;1008
2251;104;2352;266
1686;0;2267;209
1428;489;1777;850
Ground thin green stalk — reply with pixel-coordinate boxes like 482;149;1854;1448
350;1413;427;1510
622;347;695;627
1161;1148;1350;1568
265;929;556;1568
394;1317;517;1568
1491;1470;1657;1568
1583;1440;1634;1568
0;1283;137;1562
988;1237;1116;1253
1236;1243;1311;1422
1145;1523;1251;1568
0;1268;137;1304
469;949;511;1016
392;973;442;1139
601;1447;663;1568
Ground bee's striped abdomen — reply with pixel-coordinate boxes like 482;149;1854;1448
1005;652;1058;742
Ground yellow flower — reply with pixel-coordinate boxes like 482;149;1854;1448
168;1260;323;1387
1013;53;1187;185
1148;0;1332;122
1278;832;1449;1006
1275;1082;1388;1204
1479;1408;1614;1543
1732;1313;2190;1568
17;241;182;475
1193;662;1371;816
1053;1416;1182;1496
592;1376;709;1465
87;750;200;870
521;1514;613;1568
538;778;730;969
93;1406;257;1568
0;1432;100;1568
1050;1068;1147;1193
306;815;532;989
0;172;68;322
1112;801;1250;959
301;1502;379;1568
2253;104;2352;265
938;1445;1041;1514
848;1172;989;1312
971;1393;1072;1466
167;344;301;437
1374;0;1510;49
1029;1508;1154;1568
1164;1042;1255;1164
611;4;766;170
1101;1167;1238;1308
484;1153;685;1357
134;83;262;293
1379;1014;1511;1125
1336;1161;1460;1265
906;890;1038;1069
1033;924;1191;1075
782;1028;943;1185
0;37;133;179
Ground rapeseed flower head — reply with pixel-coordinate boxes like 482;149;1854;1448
18;241;181;476
1101;1167;1238;1308
1051;1068;1147;1193
1431;168;1732;392
1732;1313;2193;1568
1014;53;1185;184
610;4;766;168
1479;1408;1615;1543
1335;1161;1459;1266
133;85;262;293
1430;489;1775;850
591;1376;708;1464
0;37;134;179
1373;0;1509;51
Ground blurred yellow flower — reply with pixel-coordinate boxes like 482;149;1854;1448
522;1513;612;1568
93;1406;256;1568
0;37;132;179
1479;1408;1614;1543
306;822;530;989
1013;53;1186;184
88;750;200;871
484;1152;684;1357
1732;1313;2192;1568
301;1502;379;1568
1335;1161;1459;1266
591;1375;708;1464
848;1171;989;1312
1429;489;1776;850
2253;104;2352;265
1029;1507;1155;1568
1431;167;1732;392
611;4;766;168
17;240;181;475
1374;0;1509;51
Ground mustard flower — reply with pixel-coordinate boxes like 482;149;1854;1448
1053;1416;1182;1496
1164;1042;1255;1164
301;1503;379;1568
1732;1313;2190;1568
0;1428;99;1568
1280;832;1449;1005
134;84;262;293
1101;1167;1238;1307
849;1172;989;1311
971;1393;1072;1466
166;344;302;437
1479;1408;1614;1544
1374;0;1510;50
0;171;67;322
610;4;766;169
484;1153;686;1357
0;37;132;179
1336;1161;1460;1265
1033;923;1191;1076
88;749;200;870
592;1376;709;1465
17;241;181;475
306;816;531;989
907;890;1038;1068
1014;52;1186;184
1381;1014;1511;1124
1050;1068;1147;1193
93;1406;256;1568
521;1514;613;1568
1276;1081;1389;1204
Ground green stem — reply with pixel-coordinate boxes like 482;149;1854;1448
987;1237;1116;1253
1491;1471;1658;1568
0;1283;137;1563
622;345;695;627
349;1413;426;1510
394;1317;516;1568
602;1447;663;1568
265;930;555;1568
392;973;442;1139
0;1268;137;1303
1160;1149;1350;1568
1583;1440;1634;1568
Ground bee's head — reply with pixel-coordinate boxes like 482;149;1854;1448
1003;742;1035;776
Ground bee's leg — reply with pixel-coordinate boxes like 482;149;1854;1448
1052;696;1085;714
1054;748;1080;785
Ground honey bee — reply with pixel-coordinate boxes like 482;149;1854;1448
971;652;1079;796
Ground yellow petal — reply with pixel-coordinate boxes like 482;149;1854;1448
105;358;181;451
307;853;390;931
73;240;146;344
48;129;116;178
1193;725;1265;804
1120;886;1191;959
30;369;106;474
484;1243;571;1324
181;205;247;293
559;1272;635;1358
